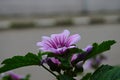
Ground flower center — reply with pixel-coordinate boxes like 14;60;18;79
57;45;62;48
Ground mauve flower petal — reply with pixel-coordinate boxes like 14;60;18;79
71;54;78;62
55;47;67;54
62;47;68;52
37;30;81;54
51;30;70;38
61;30;70;37
51;30;70;46
46;47;66;54
68;46;76;48
76;61;84;68
83;54;106;70
47;58;61;66
8;71;24;80
62;30;70;36
83;60;92;70
83;45;93;53
37;41;52;48
36;42;43;46
42;36;50;41
41;36;57;48
67;34;81;46
50;58;61;65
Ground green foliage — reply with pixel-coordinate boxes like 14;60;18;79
42;52;56;57
117;17;120;23
74;66;83;74
55;18;73;26
0;53;41;74
90;65;120;80
58;57;71;70
0;40;117;80
90;65;113;80
89;17;105;24
10;22;35;29
85;40;116;60
2;75;12;80
57;74;75;80
81;73;92;80
37;51;42;60
66;48;84;54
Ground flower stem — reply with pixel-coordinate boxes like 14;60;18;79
41;64;57;77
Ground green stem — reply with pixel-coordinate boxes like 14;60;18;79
41;64;57;77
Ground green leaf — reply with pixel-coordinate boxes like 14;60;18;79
90;65;120;80
2;75;12;80
85;40;116;60
58;57;71;70
57;75;75;80
0;52;41;73
37;51;42;60
81;73;92;80
41;52;53;56
67;48;84;54
90;65;113;80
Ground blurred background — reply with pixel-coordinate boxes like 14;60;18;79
0;0;120;80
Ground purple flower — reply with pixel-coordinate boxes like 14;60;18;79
71;45;93;65
71;54;78;62
47;58;61;72
83;54;107;69
83;45;93;53
8;71;24;80
83;60;93;70
76;61;84;68
37;30;80;54
71;53;86;65
47;57;61;66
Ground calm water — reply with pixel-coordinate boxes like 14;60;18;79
0;24;120;80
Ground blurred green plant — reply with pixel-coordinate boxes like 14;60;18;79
55;18;73;26
117;16;120;23
10;22;36;29
89;17;105;24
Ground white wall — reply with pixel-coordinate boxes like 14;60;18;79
0;0;120;15
87;0;120;11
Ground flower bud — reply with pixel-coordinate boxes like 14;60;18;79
47;58;61;72
83;45;93;53
71;53;86;66
83;54;107;69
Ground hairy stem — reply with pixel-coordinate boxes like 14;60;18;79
41;64;57;77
